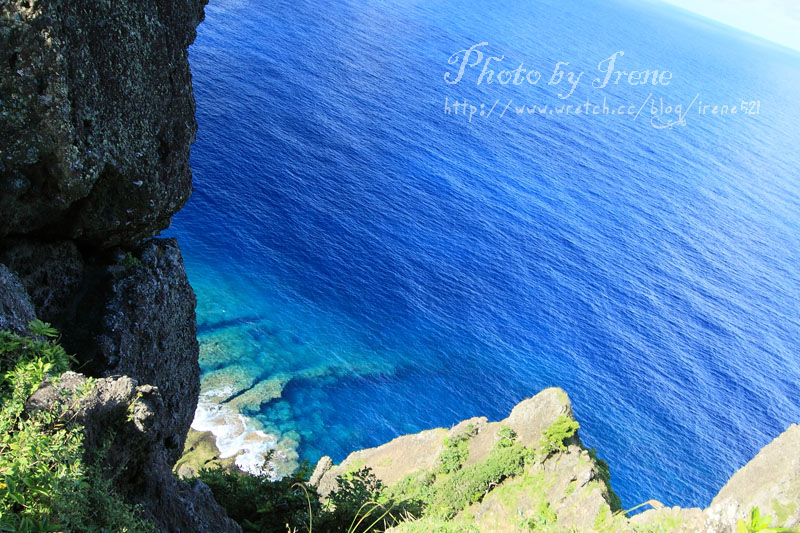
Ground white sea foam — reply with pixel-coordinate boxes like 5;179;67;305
191;391;280;477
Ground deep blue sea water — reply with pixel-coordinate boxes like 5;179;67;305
167;0;800;509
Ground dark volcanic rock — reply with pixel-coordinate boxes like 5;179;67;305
26;371;241;533
0;263;35;333
0;239;86;324
75;238;201;465
1;238;200;466
0;0;240;529
0;0;205;247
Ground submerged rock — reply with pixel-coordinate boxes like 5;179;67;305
200;365;259;403
226;375;289;414
175;429;238;479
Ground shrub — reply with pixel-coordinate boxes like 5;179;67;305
435;434;471;476
198;461;318;533
321;466;389;531
427;433;530;519
385;472;434;519
496;426;518;449
0;321;152;532
736;507;791;533
119;251;143;268
199;463;409;533
539;415;579;456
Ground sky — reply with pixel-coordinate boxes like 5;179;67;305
659;0;800;53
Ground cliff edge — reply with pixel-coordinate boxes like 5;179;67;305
309;389;800;532
0;0;238;530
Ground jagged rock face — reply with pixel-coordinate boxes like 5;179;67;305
314;387;577;497
0;239;85;324
0;0;204;247
705;423;800;531
2;238;200;465
0;264;35;333
75;238;201;464
630;425;800;532
313;388;620;532
314;390;800;533
0;240;232;531
26;372;167;468
26;371;241;533
0;0;237;529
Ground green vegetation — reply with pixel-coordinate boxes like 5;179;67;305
634;510;686;533
770;500;796;528
539;415;579;455
196;424;541;532
119;251;143;268
197;461;318;533
592;500;632;533
520;500;558;531
390;516;479;532
197;417;628;533
0;323;610;533
737;507;792;533
384;425;533;521
198;464;416;533
0;322;152;532
425;437;530;519
434;431;472;475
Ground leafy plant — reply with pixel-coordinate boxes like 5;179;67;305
0;322;151;532
200;406;619;533
539;415;579;456
496;426;518;449
199;462;411;533
435;434;471;476
198;462;318;533
737;507;791;533
324;467;386;529
119;251;143;268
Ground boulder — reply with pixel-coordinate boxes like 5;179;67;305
26;371;241;533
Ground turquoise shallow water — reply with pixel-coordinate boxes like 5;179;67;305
167;0;800;508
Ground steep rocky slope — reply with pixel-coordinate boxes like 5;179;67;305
0;0;238;530
311;389;800;532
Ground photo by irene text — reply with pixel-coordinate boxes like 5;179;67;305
443;43;762;129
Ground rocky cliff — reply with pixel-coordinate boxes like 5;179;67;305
0;0;238;530
310;389;800;532
2;1;797;532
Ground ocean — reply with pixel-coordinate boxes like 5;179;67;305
166;0;800;509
